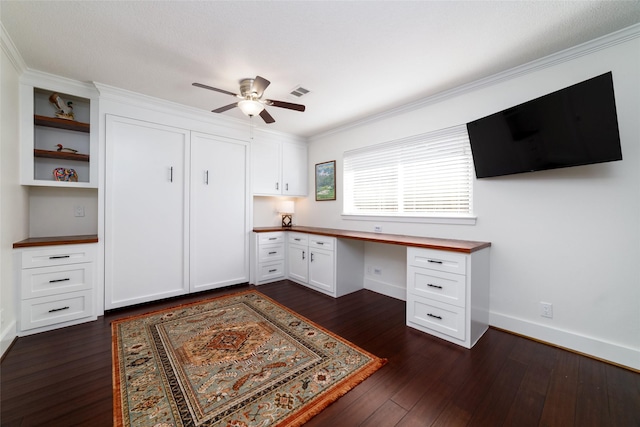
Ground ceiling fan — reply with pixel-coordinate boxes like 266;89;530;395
192;76;305;124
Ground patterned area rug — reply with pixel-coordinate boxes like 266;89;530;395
112;290;386;426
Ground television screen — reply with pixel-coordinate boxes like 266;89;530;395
466;72;622;178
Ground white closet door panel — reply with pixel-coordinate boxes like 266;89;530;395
105;115;189;309
190;133;248;292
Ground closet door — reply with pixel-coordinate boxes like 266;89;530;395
105;115;189;309
190;132;248;292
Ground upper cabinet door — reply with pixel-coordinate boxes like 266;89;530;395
190;132;249;292
104;115;190;309
251;138;281;195
19;74;99;188
282;142;307;196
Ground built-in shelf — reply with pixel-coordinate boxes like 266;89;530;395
34;115;90;133
33;149;90;162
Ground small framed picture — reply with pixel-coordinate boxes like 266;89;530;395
315;160;336;201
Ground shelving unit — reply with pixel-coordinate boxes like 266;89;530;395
19;77;98;188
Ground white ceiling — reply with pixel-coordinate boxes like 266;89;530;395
2;1;640;137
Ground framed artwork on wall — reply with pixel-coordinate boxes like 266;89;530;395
315;160;336;201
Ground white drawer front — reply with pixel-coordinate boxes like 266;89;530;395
258;244;284;262
21;263;93;299
21;244;96;269
258;232;284;245
288;232;308;245
258;261;285;282
407;247;466;275
408;266;466;308
20;290;94;331
309;236;334;251
408;295;465;341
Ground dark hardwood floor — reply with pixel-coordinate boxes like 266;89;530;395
1;280;638;426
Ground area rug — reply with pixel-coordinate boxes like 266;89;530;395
112;290;386;427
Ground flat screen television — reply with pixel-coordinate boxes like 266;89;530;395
466;72;622;178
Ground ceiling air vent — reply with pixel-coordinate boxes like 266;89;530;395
290;86;310;98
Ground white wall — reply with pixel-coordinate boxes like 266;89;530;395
29;187;98;237
0;24;29;357
300;28;640;369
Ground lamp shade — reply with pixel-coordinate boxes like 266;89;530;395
278;201;295;214
238;100;264;116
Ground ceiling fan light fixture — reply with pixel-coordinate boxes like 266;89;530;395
238;99;264;117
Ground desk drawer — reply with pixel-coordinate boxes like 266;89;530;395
407;294;465;341
258;232;284;245
21;244;96;269
20;290;94;331
407;266;466;308
258;244;284;262
288;232;308;245
407;247;466;275
257;261;285;282
309;236;334;251
21;263;93;299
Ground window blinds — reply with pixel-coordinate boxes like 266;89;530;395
343;125;473;216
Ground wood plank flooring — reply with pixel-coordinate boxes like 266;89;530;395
1;280;638;426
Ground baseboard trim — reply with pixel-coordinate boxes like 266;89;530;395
363;277;406;301
1;319;17;360
490;311;639;372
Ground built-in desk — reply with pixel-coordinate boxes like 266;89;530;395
254;226;491;348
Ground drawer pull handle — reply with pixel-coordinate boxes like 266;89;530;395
268;238;277;241
428;260;443;264
48;306;70;313
427;284;443;289
268;251;277;255
49;278;71;283
294;238;301;241
316;242;324;245
49;255;70;259
427;313;442;320
268;269;277;273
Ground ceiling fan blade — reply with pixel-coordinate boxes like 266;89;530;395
192;82;238;97
212;103;238;113
252;76;271;97
266;99;306;112
259;109;275;124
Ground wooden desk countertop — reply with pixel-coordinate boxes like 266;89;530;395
13;234;99;249
253;226;490;254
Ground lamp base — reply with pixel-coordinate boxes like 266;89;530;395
281;214;292;227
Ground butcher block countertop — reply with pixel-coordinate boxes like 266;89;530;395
13;234;99;249
253;226;490;254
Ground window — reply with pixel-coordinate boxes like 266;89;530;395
343;125;473;220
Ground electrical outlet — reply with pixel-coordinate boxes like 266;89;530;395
374;225;382;233
74;206;85;217
373;267;382;275
540;302;553;318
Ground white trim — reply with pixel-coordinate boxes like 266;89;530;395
0;319;16;358
342;213;477;226
0;23;26;74
310;23;640;141
490;311;640;371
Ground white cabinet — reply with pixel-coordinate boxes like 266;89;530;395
285;232;364;298
20;72;98;187
105;115;189;309
105;117;250;309
406;247;490;349
251;137;307;196
255;232;286;284
190;132;249;293
287;233;309;283
16;243;97;335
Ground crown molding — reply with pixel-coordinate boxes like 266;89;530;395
310;23;640;141
0;22;26;74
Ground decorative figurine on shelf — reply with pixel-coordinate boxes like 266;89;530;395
49;92;74;120
55;144;78;153
53;167;78;182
